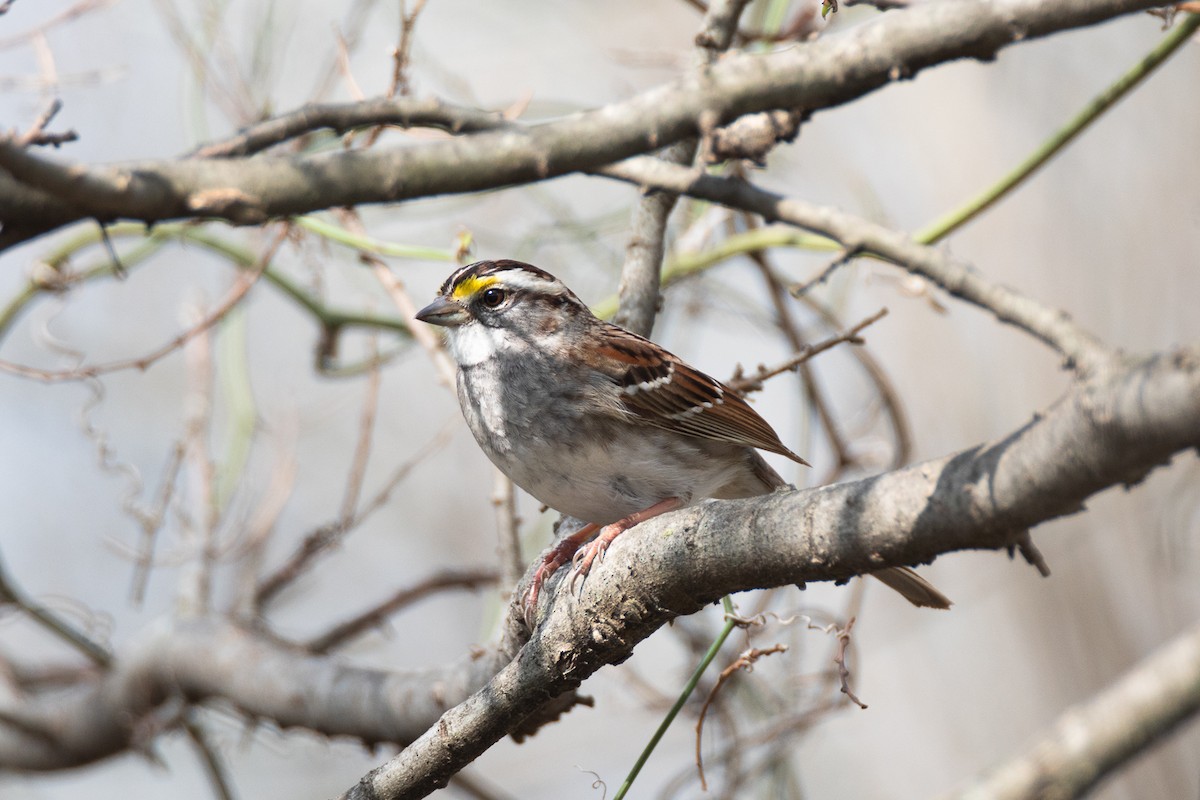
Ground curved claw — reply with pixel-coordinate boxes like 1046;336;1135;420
568;537;610;595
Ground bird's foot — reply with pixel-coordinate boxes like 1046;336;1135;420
522;523;597;626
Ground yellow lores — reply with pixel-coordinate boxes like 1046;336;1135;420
450;275;498;303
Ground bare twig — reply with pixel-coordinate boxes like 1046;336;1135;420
306;568;499;653
177;302;218;615
0;550;111;667
14;98;77;148
827;617;866;709
748;243;851;478
796;291;912;468
391;0;427;97
339;334;383;525
0;0;118;50
129;441;187;605
728;307;888;394
191;97;506;158
1011;530;1053;578
372;259;457;388
492;470;524;590
183;713;238;800
695;643;789;790
0;227;282;382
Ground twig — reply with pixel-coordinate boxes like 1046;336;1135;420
253;417;454;611
129;441;187;605
0;227;282;382
746;241;852;478
602;157;1114;372
338;334;383;525
177;301;218;615
371;259;457;388
183;713;238;800
231;423;298;617
305;568;499;653
796;291;912;469
828;617;866;709
191;97;507;158
0;549;111;667
695;643;789;790
391;0;427;97
350;416;458;523
728;307;889;394
14;97;77;148
1010;531;1052;578
492;470;524;590
253;521;344;611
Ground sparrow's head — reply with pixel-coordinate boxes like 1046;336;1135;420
416;260;593;363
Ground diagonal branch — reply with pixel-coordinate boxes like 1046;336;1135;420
601;157;1114;371
4;349;1197;780
945;617;1200;800
341;347;1200;799
0;0;1166;248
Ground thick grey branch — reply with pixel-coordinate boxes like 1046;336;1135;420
947;618;1200;800
343;348;1200;799
0;0;1164;248
3;349;1196;780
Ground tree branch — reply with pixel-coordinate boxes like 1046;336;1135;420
946;618;1200;800
613;0;750;337
0;0;1165;248
600;157;1114;371
342;347;1200;799
5;348;1196;781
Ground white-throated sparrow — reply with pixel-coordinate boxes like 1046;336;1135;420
417;259;950;619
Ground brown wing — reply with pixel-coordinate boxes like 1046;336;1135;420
590;323;810;466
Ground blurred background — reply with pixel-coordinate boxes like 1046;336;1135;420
0;1;1198;798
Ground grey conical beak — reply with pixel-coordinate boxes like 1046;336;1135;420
415;295;469;327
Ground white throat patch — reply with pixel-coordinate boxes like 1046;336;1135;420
449;322;506;367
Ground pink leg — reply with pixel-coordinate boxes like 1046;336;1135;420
569;497;684;593
523;522;598;623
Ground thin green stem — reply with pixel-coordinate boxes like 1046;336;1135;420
914;12;1200;245
613;596;739;800
592;226;834;319
0;222;412;340
294;215;453;261
597;13;1200;311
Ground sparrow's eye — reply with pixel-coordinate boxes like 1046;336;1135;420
480;287;507;309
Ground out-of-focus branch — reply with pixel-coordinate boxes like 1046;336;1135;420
946;618;1200;800
601;157;1114;372
0;229;281;382
0;615;526;771
306;568;499;654
613;0;750;337
0;0;1166;247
